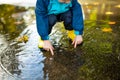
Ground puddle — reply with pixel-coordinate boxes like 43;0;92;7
0;1;120;80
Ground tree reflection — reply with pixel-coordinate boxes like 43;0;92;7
0;4;27;40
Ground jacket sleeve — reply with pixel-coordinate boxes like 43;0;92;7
72;0;84;35
35;0;49;40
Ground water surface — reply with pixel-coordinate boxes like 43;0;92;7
0;1;120;80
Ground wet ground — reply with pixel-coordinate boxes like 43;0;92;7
0;0;120;80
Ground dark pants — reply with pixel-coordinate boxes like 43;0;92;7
48;10;73;34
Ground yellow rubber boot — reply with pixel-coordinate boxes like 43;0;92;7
67;30;76;41
38;37;44;48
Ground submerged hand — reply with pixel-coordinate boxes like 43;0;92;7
72;35;83;48
43;40;54;55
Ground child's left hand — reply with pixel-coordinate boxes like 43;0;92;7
72;35;83;48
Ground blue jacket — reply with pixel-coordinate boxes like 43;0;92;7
35;0;84;40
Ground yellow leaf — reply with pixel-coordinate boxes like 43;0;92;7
102;28;112;32
17;35;28;43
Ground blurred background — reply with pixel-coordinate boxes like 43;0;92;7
0;0;120;80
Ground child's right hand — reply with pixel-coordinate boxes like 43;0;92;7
43;40;54;55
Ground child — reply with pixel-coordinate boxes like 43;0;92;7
35;0;84;55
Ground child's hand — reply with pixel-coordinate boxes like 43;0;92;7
72;35;83;48
43;40;54;55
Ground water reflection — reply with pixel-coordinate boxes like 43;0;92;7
0;1;120;80
0;4;34;40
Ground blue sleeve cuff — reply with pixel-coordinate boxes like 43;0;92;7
74;30;79;35
74;30;83;35
41;36;49;40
